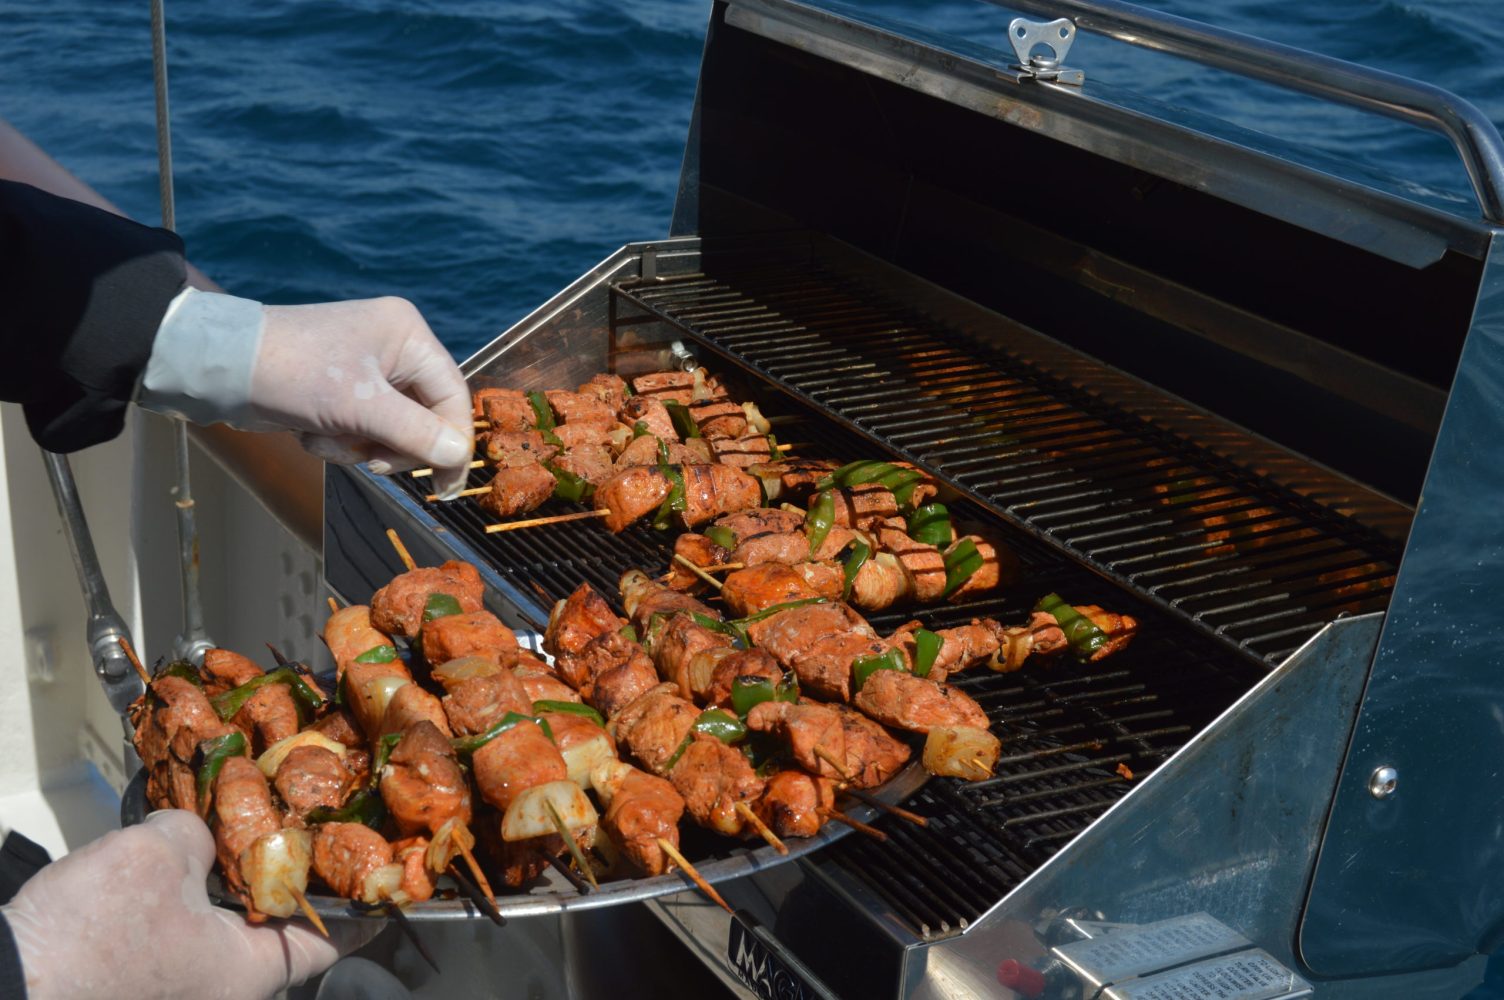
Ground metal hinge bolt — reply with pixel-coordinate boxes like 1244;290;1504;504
1368;765;1398;799
1006;18;1085;86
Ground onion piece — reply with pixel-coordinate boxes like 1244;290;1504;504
239;829;313;918
559;731;616;789
255;731;348;778
590;758;634;806
501;780;598;842
361;863;409;906
741;401;771;436
431;655;503;687
359;675;410;729
922;725;1001;781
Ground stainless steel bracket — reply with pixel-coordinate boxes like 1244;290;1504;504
1006;17;1085;85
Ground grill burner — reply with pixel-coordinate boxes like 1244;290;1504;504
610;249;1406;664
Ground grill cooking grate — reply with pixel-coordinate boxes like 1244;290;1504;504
610;253;1404;665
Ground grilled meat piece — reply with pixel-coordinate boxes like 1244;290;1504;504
851;669;989;733
720;563;826;618
545;583;623;658
729;531;808;569
612;683;700;775
476;388;537;432
709;433;773;467
472;386;512;419
620;568;720;631
755;770;837;839
202;648;263;694
380;720;472;836
380;682;454;740
312;822;394;901
702;649;784;709
848;553;909;611
369;561;485;639
745;602;881;701
577;373;628;413
672;735;764;837
828;484;900;529
620;395;679;442
553;422;614;453
630;370;723;404
554;445;616;487
441;671;532;735
545;389;616;429
472;719;567;813
597;466;673;533
231;684;300;756
585;639;661;718
687;398;746;440
342;658;409;738
746;459;839;503
595;763;685;876
479;464;557;518
323;605;395;680
793;562;844;600
1073;605;1139;660
713;506;807;541
944;535;1003;602
422;609;520;668
679;464;762;528
614;434;709;468
484;429;560;468
308;708;364;748
514;657;582;704
392;836;439;903
212;756;283;909
650;612;734;699
665;533;728;592
890;620;1000;682
874;521;945;602
274;745;351;822
746;699;910;788
133;674;237;772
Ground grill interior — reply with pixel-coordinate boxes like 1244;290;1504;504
388;234;1407;939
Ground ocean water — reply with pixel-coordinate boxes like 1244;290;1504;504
2;0;1501;361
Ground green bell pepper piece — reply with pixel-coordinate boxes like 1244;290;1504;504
911;628;943;679
851;647;908;693
941;538;984;599
195;731;247;815
907;502;952;548
354;644;398;664
1034;593;1111;660
533;700;605;728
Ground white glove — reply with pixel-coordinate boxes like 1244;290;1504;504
3;810;381;1000
137;288;474;499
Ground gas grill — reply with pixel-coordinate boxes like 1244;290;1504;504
325;0;1504;995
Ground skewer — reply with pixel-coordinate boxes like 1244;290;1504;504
289;885;330;938
699;562;745;573
355;899;440;973
818;807;888;842
425;486;490;502
327;596;341;614
474;420;490;430
812;747;855;783
455;836;498;903
116;635;151;687
672;554;724;591
734;801;788;855
970;758;993;776
484;510;611;533
840;787;929;828
447;863;505;926
544;852;592;895
411;460;485;479
386;529;418;572
656;838;732;914
545;799;600;891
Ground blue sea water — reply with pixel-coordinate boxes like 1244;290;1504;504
2;0;1502;362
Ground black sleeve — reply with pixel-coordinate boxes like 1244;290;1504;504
0;179;187;452
0;913;23;1000
0;830;52;1000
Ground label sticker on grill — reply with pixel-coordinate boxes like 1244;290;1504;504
1101;949;1313;999
728;917;820;1000
1056;912;1251;985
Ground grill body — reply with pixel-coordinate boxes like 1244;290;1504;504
324;0;1504;995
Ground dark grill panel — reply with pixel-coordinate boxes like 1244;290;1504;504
610;252;1405;665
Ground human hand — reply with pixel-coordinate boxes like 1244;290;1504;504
138;290;474;499
3;810;380;1000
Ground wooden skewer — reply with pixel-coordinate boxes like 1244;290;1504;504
116;636;151;687
734;801;788;855
545;852;593;895
485;509;611;533
386;528;418;572
819;807;888;842
545;800;600;891
840;786;929;828
447;863;505;926
289;885;329;938
455;834;498;903
425;485;490;502
384;900;440;973
812;746;855;783
699;562;745;573
970;758;994;777
657;838;732;914
327;596;341;614
411;460;485;479
474;420;490;429
673;553;724;590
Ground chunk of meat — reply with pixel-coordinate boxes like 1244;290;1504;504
132;674;236;773
619;395;679;442
472;386;511;419
729;531;808;569
943;535;1004;603
587;649;661;719
790;630;892;703
665;533;728;592
702;649;784;709
274;745;351;821
720;564;825;618
679;465;761;528
745;602;876;662
212;756;283;908
713;507;807;541
852;669;989;734
876;523;946;603
828;485;899;529
650;613;734;699
553;445;616;487
746;700;911;788
595;466;673;533
552;422;614;453
620;569;719;631
670;735;764;836
545;390;616;428
471;720;567;812
369;561;485;639
889;620;1000;682
745;459;839;503
630;370;723;404
230;684;300;756
1072;605;1139;661
544;583;623;658
847;553;909;611
514;660;582;704
611;684;700;775
421;610;520;668
755;771;836;839
477;389;537;432
687;398;746;440
441;672;532;736
614;434;707;468
308;708;364;748
380;682;453;740
342;659;410;738
392;836;439;903
202;648;263;692
793;562;844;601
380;721;472;836
312;823;394;901
709;433;773;467
483;429;560;469
322;605;395;680
599;766;684;876
577;373;628;414
478;464;557;518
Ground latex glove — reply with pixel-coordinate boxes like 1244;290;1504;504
3;810;381;1000
137;289;474;499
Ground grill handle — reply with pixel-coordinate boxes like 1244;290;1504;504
988;0;1504;223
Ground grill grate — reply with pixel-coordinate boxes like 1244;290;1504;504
610;255;1404;665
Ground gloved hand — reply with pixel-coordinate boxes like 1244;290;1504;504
137;289;474;499
3;810;381;1000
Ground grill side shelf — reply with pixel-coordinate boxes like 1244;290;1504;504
611;261;1402;665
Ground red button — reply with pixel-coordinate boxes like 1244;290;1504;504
997;959;1047;997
